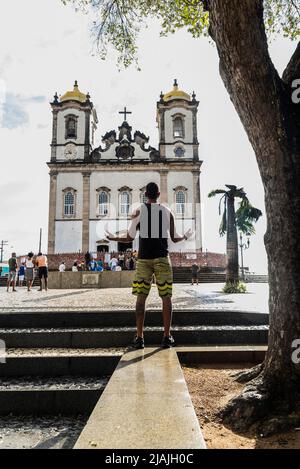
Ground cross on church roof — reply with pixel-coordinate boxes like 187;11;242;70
119;106;132;121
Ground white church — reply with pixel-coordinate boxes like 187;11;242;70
47;80;203;255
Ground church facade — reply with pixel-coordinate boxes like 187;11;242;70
47;80;202;255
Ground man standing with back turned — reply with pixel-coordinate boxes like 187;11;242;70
105;182;193;349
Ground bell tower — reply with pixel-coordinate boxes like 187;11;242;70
157;79;199;161
50;81;94;162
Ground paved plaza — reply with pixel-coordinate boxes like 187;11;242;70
0;283;269;313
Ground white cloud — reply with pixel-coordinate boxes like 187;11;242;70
1;93;46;129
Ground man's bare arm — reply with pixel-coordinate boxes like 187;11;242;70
170;213;193;243
105;209;140;243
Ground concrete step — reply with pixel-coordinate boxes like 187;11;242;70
176;345;267;364
0;376;107;415
0;325;268;348
1;349;122;377
0;345;266;377
0;309;269;328
173;274;226;284
74;348;206;449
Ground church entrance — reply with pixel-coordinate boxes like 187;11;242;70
118;242;132;252
97;244;109;253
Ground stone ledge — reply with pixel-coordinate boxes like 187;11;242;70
74;348;206;449
48;271;135;289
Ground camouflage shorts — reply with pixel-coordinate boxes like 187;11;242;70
132;257;173;298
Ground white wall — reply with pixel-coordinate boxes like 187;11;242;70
89;170;160;219
57;108;85;144
167;171;193;217
56;108;86;160
89;218;137;253
55;220;82;253
165;145;194;159
164;107;193;143
163;107;194;160
56;144;85;161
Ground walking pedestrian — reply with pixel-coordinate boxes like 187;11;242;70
191;263;200;285
36;252;48;291
25;252;35;291
7;252;18;292
84;251;91;271
18;262;26;286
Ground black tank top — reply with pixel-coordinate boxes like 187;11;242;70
138;203;169;259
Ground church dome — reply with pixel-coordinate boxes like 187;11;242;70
60;81;87;103
163;80;191;102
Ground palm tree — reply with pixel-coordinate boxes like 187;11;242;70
208;185;262;284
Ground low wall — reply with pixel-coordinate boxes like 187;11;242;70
46;251;227;270
48;271;135;289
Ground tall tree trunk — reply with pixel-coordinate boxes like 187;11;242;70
226;195;239;283
206;0;300;430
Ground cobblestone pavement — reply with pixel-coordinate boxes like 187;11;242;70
0;283;269;313
6;347;126;356
0;415;87;449
0;283;268;313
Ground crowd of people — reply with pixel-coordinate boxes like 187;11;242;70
6;252;49;292
5;249;139;293
58;251;138;273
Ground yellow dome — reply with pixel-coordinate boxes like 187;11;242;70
163;80;191;102
60;81;87;103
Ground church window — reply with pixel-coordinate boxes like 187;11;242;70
174;146;185;158
98;191;109;216
120;191;131;216
173;116;184;138
175;190;186;215
64;191;75;217
65;115;77;139
140;188;148;204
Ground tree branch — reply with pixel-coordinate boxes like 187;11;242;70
282;41;300;86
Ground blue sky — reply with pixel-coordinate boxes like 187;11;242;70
0;0;296;272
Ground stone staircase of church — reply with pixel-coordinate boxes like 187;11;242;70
0;309;268;417
173;267;226;283
173;268;269;284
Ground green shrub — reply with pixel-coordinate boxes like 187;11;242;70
222;281;247;294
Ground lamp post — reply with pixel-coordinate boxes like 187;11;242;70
38;228;42;253
0;241;8;263
239;233;250;281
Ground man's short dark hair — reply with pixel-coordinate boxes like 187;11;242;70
145;182;159;200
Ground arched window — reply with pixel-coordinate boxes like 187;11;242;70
64;191;75;216
98;191;109;216
65;115;77;139
120;191;130;215
176;190;186;215
173;116;184;138
140;188;148;204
